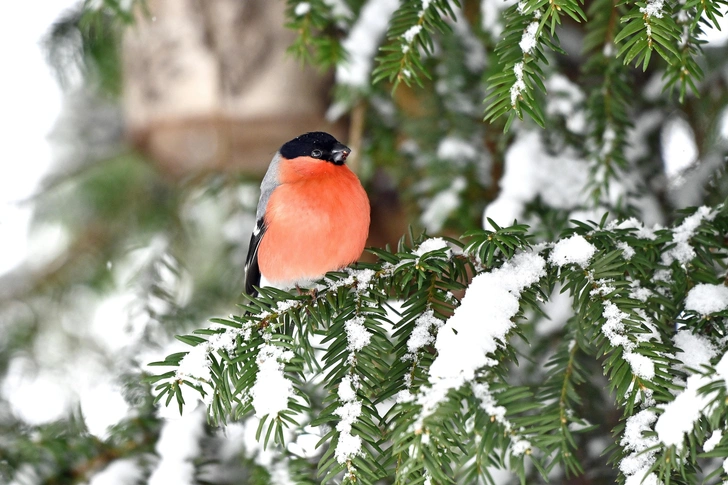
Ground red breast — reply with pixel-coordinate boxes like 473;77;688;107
258;156;370;285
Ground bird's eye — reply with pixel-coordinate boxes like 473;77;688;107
311;149;322;158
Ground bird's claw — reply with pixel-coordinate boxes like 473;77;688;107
295;285;318;299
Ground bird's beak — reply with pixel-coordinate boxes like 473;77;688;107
331;143;351;165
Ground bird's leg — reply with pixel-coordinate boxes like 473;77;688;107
295;284;318;299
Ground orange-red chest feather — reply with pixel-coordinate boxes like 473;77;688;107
258;156;370;285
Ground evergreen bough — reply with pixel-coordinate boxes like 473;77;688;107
151;202;728;484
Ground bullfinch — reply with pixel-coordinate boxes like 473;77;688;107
244;132;370;296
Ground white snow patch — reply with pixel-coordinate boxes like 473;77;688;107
328;267;378;292
629;282;652;302
251;344;295;418
620;409;659;482
336;0;400;87
624;470;662;485
338;375;360;402
413;237;451;258
334;305;377;465
535;285;574;336
275;299;300;313
89;459;143;485
624;351;655;380
510;61;526;107
421;177;467;233
484;131;590;228
177;344;212;382
600;301;633;350
437;136;479;161
396;389;415;403
611;218;658;240
511;438;532;456
472;382;511;435
294;2;311;16
323;0;352;19
704;430;722;452
660;206;716;268
617;242;635;260
334;376;364;464
403;25;423;43
685;284;728;315
208;325;251;353
335;401;363;430
621;410;658;455
640;0;665;18
545;74;587;133
550;235;597;268
345;316;372;353
335;432;363;464
673;330;717;371
662;116;698;179
174;325;254;399
80;383;130;439
519;21;540;54
591;284;660;383
414;252;546;429
148;407;206;485
406;309;443;355
481;0;517;38
716;352;728;385
354;268;376;291
655;374;713;448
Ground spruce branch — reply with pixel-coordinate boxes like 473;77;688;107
146;203;728;484
372;0;459;90
484;0;586;130
285;0;347;68
526;333;592;477
614;0;682;70
581;0;636;211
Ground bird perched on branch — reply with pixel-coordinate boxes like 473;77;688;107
244;132;370;296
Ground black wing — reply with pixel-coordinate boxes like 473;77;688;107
244;218;266;296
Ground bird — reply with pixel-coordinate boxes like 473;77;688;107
244;132;370;296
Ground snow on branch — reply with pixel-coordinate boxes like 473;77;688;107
685;283;728;316
655;351;728;449
336;0;399;88
251;343;295;418
508;8;542;110
332;310;376;479
413;251;546;430
147;203;728;484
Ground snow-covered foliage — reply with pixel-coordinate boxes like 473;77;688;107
149;203;728;484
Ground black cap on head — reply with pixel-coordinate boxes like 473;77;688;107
279;132;351;165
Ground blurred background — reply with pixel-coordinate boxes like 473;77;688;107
1;0;727;483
